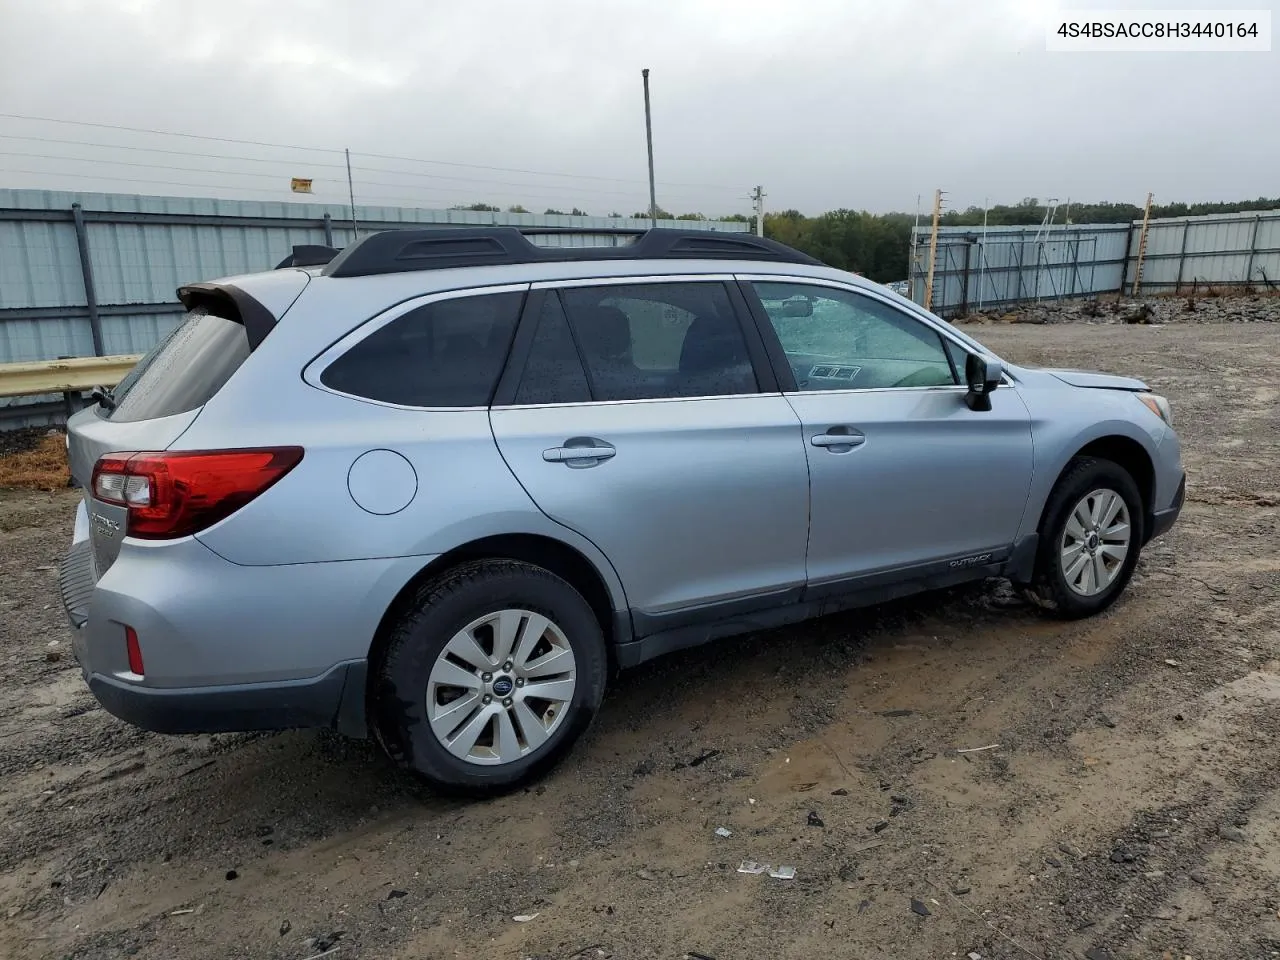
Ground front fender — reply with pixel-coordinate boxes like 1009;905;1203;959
1015;385;1167;541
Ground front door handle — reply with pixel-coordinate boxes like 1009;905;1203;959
542;439;616;466
811;430;866;449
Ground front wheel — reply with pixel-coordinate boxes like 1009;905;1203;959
1023;456;1145;619
372;559;607;795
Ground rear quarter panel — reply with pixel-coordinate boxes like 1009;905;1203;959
177;385;629;612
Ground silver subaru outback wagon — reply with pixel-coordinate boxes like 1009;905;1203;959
59;227;1185;794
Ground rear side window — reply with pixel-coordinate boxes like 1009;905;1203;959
108;309;250;422
321;291;522;407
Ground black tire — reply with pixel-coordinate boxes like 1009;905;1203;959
1023;456;1145;619
372;559;607;796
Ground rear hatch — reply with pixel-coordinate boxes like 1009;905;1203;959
66;272;308;585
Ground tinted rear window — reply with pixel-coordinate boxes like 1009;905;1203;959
320;291;523;407
108;310;250;422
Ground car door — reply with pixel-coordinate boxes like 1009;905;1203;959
489;277;810;635
739;277;1034;593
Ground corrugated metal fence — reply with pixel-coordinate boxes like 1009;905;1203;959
909;208;1280;316
0;189;749;427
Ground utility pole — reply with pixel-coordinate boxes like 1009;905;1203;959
751;185;765;237
924;188;943;312
642;69;658;227
345;147;359;240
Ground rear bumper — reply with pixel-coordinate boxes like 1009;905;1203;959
87;660;368;735
1148;472;1186;542
55;512;432;738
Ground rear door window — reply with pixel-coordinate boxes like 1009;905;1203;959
555;282;759;402
321;291;524;407
107;309;251;422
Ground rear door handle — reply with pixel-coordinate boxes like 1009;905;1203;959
542;439;616;465
811;430;866;449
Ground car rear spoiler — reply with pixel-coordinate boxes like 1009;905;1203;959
176;282;280;350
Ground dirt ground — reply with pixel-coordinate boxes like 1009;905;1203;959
2;315;1278;960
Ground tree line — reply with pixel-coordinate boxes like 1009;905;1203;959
450;196;1280;284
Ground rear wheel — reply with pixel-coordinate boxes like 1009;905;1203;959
372;559;607;795
1023;456;1145;619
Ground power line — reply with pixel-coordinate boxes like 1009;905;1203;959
0;113;344;154
0;167;461;208
351;169;673;200
0;135;721;203
0;167;745;218
0;154;732;209
0;150;346;184
0;133;353;169
352;164;733;198
0;150;658;205
352;149;737;191
0;167;336;198
0;113;742;191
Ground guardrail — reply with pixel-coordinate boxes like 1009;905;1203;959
0;355;141;399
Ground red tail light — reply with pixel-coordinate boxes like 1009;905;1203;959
91;447;304;539
125;626;145;675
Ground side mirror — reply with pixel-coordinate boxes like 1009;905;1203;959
964;354;1003;411
780;298;813;318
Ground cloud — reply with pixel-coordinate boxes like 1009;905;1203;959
0;0;1273;216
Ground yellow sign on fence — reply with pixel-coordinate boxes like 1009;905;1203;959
290;178;313;194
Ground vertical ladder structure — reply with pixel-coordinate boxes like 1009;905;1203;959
1130;192;1154;297
924;189;943;312
1032;199;1060;302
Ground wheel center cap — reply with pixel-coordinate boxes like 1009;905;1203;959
1085;532;1100;551
491;675;515;697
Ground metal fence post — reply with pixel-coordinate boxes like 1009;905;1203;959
1174;221;1191;293
959;240;972;315
1243;214;1262;286
1118;221;1135;294
1068;237;1080;298
323;212;334;247
1013;240;1026;303
70;203;105;356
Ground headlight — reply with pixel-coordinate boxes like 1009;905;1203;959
1138;392;1172;426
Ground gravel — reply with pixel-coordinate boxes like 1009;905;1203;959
2;317;1279;960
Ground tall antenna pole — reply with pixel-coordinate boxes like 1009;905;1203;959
642;69;658;227
751;185;765;237
345;147;359;239
924;188;942;312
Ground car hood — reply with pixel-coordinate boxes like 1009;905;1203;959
1038;368;1149;392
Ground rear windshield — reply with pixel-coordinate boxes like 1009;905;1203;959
107;310;250;422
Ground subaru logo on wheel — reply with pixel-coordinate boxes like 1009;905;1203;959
491;676;514;697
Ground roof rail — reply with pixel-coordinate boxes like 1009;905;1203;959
321;226;822;279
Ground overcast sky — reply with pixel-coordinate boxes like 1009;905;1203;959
0;0;1275;218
